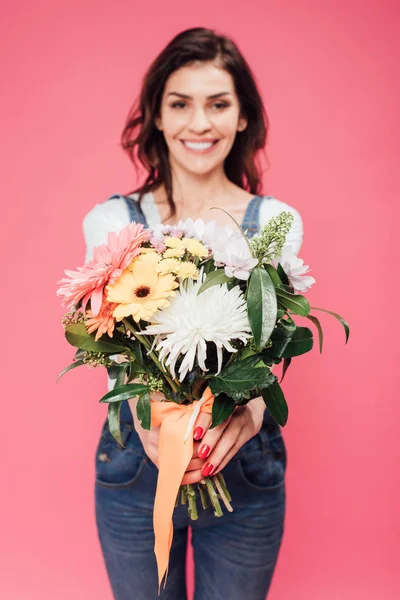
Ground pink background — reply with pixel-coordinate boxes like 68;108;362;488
2;1;398;598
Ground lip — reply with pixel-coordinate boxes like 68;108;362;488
180;139;220;143
180;139;220;154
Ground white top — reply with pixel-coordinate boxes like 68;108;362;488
82;191;304;391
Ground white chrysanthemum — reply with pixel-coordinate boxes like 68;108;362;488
139;272;252;382
271;245;316;293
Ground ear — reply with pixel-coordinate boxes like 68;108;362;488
154;115;163;131
237;114;248;133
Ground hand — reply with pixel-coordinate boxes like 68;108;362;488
181;395;266;485
128;395;205;473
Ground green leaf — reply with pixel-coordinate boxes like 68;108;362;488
65;323;127;353
239;347;266;367
276;263;289;285
99;383;150;403
127;362;148;378
247;266;277;351
280;357;292;384
107;401;124;447
200;259;217;275
306;314;324;353
74;348;86;361
262;325;314;359
197;268;234;295
210;393;236;428
261;382;288;426
279;312;296;333
136;392;151;430
276;288;310;316
106;362;127;381
209;355;274;396
264;263;284;287
56;359;85;383
309;306;350;344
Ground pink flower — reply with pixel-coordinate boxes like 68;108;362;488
56;222;150;317
150;237;167;252
85;298;118;341
271;245;316;293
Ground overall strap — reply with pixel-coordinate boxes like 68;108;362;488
107;194;148;226
241;195;265;238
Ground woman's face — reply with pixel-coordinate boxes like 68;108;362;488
155;61;247;176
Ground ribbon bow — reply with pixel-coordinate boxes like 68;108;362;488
150;386;214;594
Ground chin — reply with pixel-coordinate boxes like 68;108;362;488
180;162;224;176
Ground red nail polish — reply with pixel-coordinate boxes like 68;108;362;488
193;426;204;441
198;444;211;459
202;463;214;477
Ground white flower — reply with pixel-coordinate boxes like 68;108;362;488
139;271;252;382
211;230;259;280
271;245;316;293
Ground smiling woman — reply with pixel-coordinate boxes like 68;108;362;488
85;26;304;600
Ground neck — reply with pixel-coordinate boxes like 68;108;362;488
168;163;237;208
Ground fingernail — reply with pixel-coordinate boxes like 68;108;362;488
198;444;211;459
193;426;204;441
202;463;214;477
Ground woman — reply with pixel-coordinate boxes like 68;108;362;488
83;27;303;600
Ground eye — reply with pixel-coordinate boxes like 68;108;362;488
213;102;229;110
171;101;186;109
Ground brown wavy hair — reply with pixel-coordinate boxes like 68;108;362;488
121;27;270;221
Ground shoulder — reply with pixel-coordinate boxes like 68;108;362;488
259;195;304;255
82;194;131;235
82;194;131;263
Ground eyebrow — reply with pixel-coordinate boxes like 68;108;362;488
167;92;232;99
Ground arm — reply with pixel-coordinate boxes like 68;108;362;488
82;197;131;389
82;196;131;264
181;198;305;483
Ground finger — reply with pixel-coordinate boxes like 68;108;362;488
185;457;204;472
181;468;203;485
191;440;201;459
193;411;212;441
201;417;244;477
197;415;232;469
210;427;249;476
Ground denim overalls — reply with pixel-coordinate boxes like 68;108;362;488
95;194;287;600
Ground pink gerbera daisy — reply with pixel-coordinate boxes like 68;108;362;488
56;222;150;317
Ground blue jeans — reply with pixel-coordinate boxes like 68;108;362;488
94;403;287;600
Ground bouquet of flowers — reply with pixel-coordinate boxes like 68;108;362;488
56;208;349;591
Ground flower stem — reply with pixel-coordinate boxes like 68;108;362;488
122;318;180;394
215;472;232;502
213;474;233;512
186;485;198;520
198;483;209;510
180;486;187;505
205;476;223;517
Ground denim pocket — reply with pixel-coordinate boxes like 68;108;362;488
95;418;147;489
236;430;286;491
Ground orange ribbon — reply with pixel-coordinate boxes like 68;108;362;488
150;386;214;594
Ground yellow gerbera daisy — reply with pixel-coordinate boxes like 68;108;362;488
105;251;179;323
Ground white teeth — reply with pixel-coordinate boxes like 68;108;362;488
183;141;215;150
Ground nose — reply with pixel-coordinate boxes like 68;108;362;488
188;107;211;133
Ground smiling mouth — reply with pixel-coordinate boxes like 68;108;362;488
180;140;220;152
